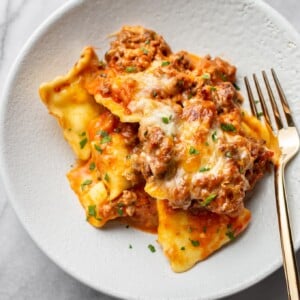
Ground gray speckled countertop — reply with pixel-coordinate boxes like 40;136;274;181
0;0;299;299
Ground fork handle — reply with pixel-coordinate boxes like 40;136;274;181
275;163;300;300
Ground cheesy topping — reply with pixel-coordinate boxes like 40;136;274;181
39;25;280;272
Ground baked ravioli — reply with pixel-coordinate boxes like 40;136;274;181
39;25;280;272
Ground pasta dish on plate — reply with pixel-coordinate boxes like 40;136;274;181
39;26;280;272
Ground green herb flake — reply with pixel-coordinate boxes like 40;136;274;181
88;205;96;217
202;193;217;206
203;226;207;233
226;224;235;240
79;138;88;149
225;151;232;158
117;207;123;216
202;73;211;80
125;66;137;73
187;226;193;233
140;47;149;55
148;244;156;253
129;244;133;249
94;144;103;153
97;130;108;137
189;146;200;155
212;131;218;142
220;73;228;81
162;116;170;124
161;61;170;67
104;173;110;182
99;60;106;67
257;112;263;119
152;90;158;98
199;167;210;172
254;100;260;104
145;39;150;45
89;162;96;171
101;135;112;144
81;179;93;191
210;86;217;91
180;246;185;251
79;131;86;137
221;123;236;132
205;141;209;146
233;82;240;91
190;239;200;247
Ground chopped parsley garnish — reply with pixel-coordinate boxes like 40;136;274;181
257;112;263;119
140;47;149;55
125;66;137;73
162;116;170;124
117;207;123;216
202;73;211;80
98;60;106;68
88;205;96;217
225;151;232;158
98;130;109;137
79;138;88;149
210;86;217;91
189;146;199;155
129;244;133;249
254;100;260;104
180;246;185;251
79;131;86;137
212;131;218;142
145;39;150;45
226;224;235;240
221;123;236;132
199;167;210;172
161;61;170;66
148;244;156;253
205;142;209;146
81;179;92;191
233;82;240;91
189;239;200;247
104;173;110;182
100;135;111;144
162;115;172;124
152;90;158;97
202;193;217;206
89;162;96;171
94;144;102;153
220;73;228;81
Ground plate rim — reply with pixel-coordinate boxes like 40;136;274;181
0;0;300;299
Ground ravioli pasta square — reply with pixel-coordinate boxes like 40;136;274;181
39;25;280;272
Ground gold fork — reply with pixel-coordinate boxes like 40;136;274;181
244;69;300;300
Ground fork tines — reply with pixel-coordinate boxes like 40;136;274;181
244;69;295;130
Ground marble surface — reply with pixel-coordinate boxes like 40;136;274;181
0;0;299;299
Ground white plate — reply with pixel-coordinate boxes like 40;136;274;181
1;0;300;299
